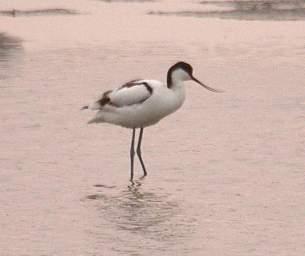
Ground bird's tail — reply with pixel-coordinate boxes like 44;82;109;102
87;116;104;124
81;101;103;111
81;103;105;124
87;111;105;124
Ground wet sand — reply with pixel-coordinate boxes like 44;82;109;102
0;1;304;255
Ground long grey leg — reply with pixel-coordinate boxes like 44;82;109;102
130;128;136;181
136;127;147;176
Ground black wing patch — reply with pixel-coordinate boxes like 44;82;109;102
120;79;153;95
97;90;112;106
120;79;143;88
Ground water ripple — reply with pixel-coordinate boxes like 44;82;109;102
86;181;196;254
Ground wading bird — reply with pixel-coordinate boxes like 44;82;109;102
82;62;222;181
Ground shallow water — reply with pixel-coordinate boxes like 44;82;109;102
0;1;305;255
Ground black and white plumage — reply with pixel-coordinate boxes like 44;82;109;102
82;62;222;181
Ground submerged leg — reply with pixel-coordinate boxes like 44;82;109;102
130;128;136;181
136;127;147;176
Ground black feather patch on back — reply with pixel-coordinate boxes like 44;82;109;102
97;90;112;107
120;79;153;95
120;79;143;89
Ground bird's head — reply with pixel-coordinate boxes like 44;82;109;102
167;61;223;92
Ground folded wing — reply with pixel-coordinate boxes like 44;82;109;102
110;81;153;107
89;80;152;110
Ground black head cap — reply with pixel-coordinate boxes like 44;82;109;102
171;62;193;75
167;61;193;88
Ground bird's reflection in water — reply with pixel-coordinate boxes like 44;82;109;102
87;178;194;247
117;180;176;235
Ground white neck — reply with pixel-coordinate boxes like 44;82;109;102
167;68;190;89
170;78;185;90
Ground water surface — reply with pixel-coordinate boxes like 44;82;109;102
0;1;304;255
